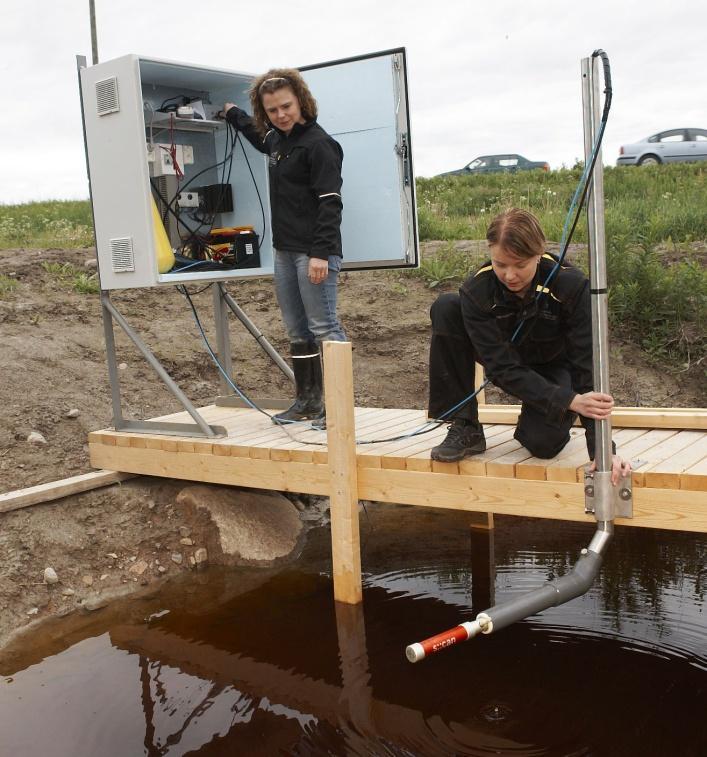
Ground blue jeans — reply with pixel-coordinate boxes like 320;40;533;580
274;250;346;343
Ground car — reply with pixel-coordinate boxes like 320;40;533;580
616;128;707;166
439;153;550;177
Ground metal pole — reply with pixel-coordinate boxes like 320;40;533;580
102;299;217;438
213;284;235;395
221;288;295;382
100;292;125;429
88;0;99;65
581;56;614;478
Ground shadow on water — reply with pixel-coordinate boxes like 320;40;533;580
0;505;705;756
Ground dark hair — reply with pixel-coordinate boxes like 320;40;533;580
486;208;546;258
249;68;318;136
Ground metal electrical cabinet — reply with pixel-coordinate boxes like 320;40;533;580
79;49;418;291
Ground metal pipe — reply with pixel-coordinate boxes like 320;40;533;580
406;523;613;663
582;55;614;475
102;299;216;438
220;288;294;382
213;284;235;396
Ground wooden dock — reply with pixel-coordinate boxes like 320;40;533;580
88;343;707;603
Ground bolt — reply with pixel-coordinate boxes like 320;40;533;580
584;485;594;497
619;488;631;501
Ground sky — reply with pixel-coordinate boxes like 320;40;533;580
2;0;705;204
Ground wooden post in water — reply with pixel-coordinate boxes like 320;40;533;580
323;341;363;604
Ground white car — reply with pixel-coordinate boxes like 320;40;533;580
617;128;707;166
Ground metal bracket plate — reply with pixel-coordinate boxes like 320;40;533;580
584;467;633;519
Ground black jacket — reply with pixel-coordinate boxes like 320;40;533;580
460;254;593;428
225;106;343;260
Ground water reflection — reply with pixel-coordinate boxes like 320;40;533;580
0;509;705;756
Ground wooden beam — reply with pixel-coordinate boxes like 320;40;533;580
0;470;135;514
323;341;362;604
477;405;707;430
474;363;486;405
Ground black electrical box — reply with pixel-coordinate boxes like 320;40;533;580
207;227;260;269
197;184;234;214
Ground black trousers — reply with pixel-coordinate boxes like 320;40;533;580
428;292;579;459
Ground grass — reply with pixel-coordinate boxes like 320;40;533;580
0;200;94;248
41;261;99;294
414;163;707;366
1;164;705;362
0;274;17;297
416;163;707;245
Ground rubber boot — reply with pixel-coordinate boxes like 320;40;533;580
273;341;324;424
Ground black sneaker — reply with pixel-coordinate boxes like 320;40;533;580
431;420;486;462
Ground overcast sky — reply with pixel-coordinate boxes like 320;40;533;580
2;0;705;204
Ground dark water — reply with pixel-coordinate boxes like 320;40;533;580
1;505;705;757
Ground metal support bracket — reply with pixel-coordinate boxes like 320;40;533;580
584;468;633;519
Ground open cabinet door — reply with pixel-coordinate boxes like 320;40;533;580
300;49;418;270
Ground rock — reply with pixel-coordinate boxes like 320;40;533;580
158;566;167;573
179;537;194;546
27;608;40;616
118;363;128;371
100;574;109;581
179;526;191;537
189;556;196;567
171;553;183;565
106;553;118;560
27;431;47;444
82;575;94;587
43;567;59;585
194;547;208;566
66;408;80;418
176;485;303;564
61;588;75;597
82;596;108;612
128;560;148;576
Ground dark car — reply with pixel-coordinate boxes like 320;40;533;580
616;128;707;166
439;153;550;176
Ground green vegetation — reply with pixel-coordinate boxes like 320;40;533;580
1;164;705;362
0;274;17;297
0;200;94;248
415;163;706;365
416;163;707;245
41;261;99;295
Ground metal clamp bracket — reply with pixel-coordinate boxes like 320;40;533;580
584;468;633;520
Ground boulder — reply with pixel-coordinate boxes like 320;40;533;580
176;485;303;565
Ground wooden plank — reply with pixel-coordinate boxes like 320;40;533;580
323;341;362;605
458;428;517;476
89;443;331;495
0;470;135;514
474;363;486;405
355;468;707;533
477;405;707;430
681;456;707;492
632;431;706;488
546;428;678;484
640;434;707;489
375;423;509;472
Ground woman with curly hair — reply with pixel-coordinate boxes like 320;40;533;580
223;68;345;424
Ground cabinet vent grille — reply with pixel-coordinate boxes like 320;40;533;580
95;77;120;116
109;237;135;272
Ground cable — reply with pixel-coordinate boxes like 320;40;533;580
178;287;329;447
236;132;267;248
